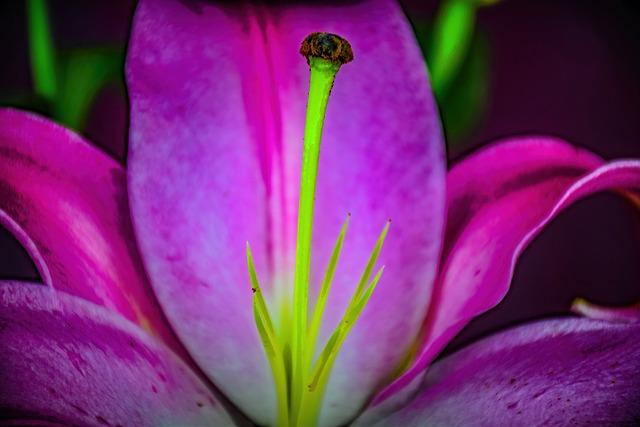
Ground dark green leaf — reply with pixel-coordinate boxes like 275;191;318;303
27;0;58;101
53;47;124;131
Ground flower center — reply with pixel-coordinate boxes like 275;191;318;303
246;33;389;427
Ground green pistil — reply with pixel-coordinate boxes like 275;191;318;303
246;33;389;427
290;53;339;423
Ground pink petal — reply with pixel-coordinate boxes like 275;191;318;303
0;108;182;353
126;0;444;424
364;318;640;426
366;137;640;416
0;281;235;426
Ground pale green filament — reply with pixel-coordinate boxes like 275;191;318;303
245;38;390;427
246;243;289;427
303;266;385;393
304;214;350;376
350;220;390;303
306;220;390;398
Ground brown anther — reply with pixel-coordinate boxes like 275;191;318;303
300;32;354;65
251;287;257;294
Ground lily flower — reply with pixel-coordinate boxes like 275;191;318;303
1;0;639;426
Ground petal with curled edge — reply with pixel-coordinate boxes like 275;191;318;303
361;137;640;421
572;298;640;323
0;281;235;427
0;108;182;354
367;318;640;426
126;0;444;424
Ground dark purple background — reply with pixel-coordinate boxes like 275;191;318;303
1;0;639;352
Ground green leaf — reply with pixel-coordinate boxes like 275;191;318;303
425;0;501;99
411;2;492;145
27;0;58;101
428;0;476;100
0;93;47;112
439;33;490;144
53;47;124;131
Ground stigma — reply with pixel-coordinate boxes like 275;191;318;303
300;32;354;66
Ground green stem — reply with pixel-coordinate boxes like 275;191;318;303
291;56;341;422
27;0;57;101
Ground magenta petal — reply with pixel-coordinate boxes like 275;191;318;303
0;281;235;426
126;0;444;424
367;137;640;415
365;318;640;426
0;108;181;352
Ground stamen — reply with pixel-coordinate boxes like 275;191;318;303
308;266;386;393
305;215;350;374
297;266;385;426
246;243;289;427
295;222;389;426
351;220;391;302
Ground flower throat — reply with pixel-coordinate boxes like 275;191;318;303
246;33;390;427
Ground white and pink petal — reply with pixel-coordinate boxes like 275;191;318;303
126;0;445;424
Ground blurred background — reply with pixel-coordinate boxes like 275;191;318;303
0;0;639;353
